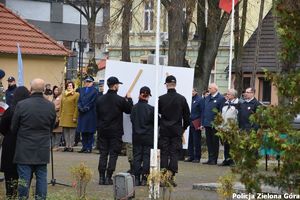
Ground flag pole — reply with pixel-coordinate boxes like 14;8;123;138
228;0;234;89
149;0;161;199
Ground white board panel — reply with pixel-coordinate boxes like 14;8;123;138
104;60;194;149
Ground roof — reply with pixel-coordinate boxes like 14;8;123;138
0;3;70;56
238;11;300;73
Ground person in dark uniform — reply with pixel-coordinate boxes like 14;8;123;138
130;86;154;186
77;76;98;153
158;75;190;187
96;76;133;185
201;83;225;165
95;79;105;151
5;76;17;107
238;87;261;132
185;88;204;163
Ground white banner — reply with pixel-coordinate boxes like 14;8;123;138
104;60;194;149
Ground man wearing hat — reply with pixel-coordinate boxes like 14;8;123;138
158;75;190;187
98;79;105;97
96;76;133;185
5;76;17;107
130;86;154;186
77;76;98;153
95;79;105;151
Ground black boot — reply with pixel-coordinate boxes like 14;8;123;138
141;174;147;186
105;172;113;185
99;172;105;185
169;173;177;187
135;175;140;186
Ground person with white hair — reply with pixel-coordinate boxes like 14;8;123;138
201;83;226;165
220;88;239;166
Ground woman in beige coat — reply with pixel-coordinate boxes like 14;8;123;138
52;85;63;150
59;81;79;152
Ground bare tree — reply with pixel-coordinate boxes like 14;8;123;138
251;0;265;88
121;0;133;62
234;0;248;96
65;0;110;74
194;0;231;92
161;0;195;67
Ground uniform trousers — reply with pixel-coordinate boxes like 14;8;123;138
159;136;182;173
81;132;94;151
133;143;152;177
187;125;202;160
98;136;123;175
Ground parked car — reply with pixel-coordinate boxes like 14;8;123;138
292;114;300;130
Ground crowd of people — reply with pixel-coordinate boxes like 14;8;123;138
0;69;261;199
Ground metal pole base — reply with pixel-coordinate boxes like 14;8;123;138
149;149;160;199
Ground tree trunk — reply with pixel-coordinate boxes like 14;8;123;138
194;0;230;93
162;0;185;67
121;0;132;62
182;0;196;68
234;0;248;96
251;0;265;88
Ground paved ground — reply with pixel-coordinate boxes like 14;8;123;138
0;148;232;200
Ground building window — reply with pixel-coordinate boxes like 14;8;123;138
243;77;251;91
63;41;72;50
140;59;147;64
144;0;154;32
209;61;216;84
259;78;271;104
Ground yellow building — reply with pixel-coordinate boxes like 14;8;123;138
0;3;70;89
108;0;273;93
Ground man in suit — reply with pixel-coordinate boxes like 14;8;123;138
11;78;56;200
238;87;261;132
185;88;204;163
201;83;225;165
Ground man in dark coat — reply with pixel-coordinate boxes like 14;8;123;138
201;83;225;165
5;76;17;107
130;86;154;186
95;79;105;151
77;76;98;153
159;75;190;187
185;88;204;163
238;87;261;132
96;76;133;185
11;78;56;200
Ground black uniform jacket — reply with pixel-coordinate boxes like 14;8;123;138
130;99;154;145
159;89;190;137
96;89;133;137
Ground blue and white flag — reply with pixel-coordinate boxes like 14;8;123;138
17;43;24;86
